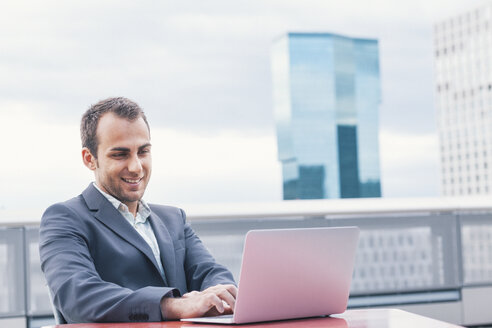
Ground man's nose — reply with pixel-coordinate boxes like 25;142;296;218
128;154;143;173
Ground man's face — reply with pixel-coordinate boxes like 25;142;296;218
84;112;152;212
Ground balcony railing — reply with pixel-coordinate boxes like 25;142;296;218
2;196;492;327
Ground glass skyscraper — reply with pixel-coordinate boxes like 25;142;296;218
271;32;382;200
434;3;492;196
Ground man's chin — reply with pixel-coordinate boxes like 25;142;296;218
121;191;144;203
121;194;141;202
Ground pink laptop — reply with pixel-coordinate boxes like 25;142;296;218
181;226;360;324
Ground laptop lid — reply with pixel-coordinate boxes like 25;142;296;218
182;226;360;324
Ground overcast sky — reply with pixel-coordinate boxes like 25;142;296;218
0;0;485;211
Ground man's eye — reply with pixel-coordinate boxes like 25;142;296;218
139;149;150;154
112;153;126;158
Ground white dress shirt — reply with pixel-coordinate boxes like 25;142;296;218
93;183;166;280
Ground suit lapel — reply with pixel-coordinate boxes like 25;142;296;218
82;184;167;284
148;212;175;287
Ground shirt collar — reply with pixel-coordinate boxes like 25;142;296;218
92;182;151;222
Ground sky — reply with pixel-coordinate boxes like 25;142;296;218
0;0;485;210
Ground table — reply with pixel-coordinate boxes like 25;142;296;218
42;309;463;328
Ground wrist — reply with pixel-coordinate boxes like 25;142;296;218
160;289;182;320
161;296;182;320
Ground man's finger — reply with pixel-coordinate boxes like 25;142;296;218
224;284;238;298
205;293;225;313
205;284;237;297
216;288;236;311
201;284;237;311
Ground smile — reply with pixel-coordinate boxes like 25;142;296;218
122;177;143;184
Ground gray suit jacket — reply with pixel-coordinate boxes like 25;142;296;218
39;184;235;323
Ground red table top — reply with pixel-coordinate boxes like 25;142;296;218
42;309;463;328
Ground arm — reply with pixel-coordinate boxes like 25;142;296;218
161;284;237;319
159;208;238;319
39;203;176;323
180;208;236;291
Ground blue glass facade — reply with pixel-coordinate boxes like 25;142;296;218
271;33;381;199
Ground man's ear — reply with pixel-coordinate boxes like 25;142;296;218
82;147;97;171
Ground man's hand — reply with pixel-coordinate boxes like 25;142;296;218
161;284;237;320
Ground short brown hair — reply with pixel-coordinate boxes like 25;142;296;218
80;97;150;158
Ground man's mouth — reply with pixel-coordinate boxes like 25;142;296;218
122;177;143;184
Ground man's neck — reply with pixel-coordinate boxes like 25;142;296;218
92;182;140;217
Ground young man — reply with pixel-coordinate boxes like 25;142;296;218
39;97;236;323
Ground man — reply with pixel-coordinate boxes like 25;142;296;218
39;97;237;323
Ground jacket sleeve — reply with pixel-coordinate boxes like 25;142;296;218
179;208;236;291
39;203;177;323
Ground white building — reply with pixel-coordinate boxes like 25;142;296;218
434;2;492;196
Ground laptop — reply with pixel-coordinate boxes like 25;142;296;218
181;226;360;324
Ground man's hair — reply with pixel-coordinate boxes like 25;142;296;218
81;97;150;158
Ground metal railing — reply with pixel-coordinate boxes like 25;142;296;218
2;196;492;327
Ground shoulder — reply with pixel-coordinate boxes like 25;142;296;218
148;204;188;232
40;194;90;229
39;194;91;246
148;204;185;218
43;184;98;218
43;194;86;216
